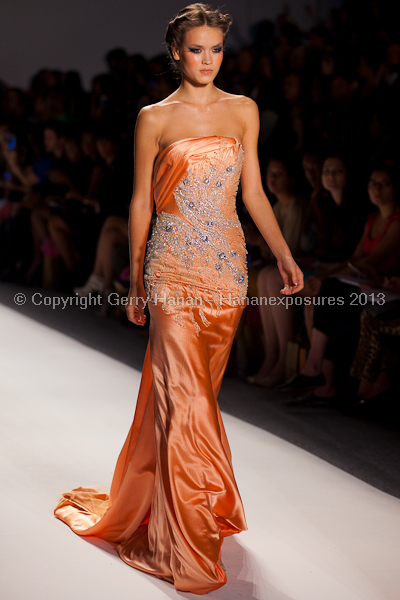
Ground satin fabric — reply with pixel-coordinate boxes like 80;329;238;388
54;136;248;594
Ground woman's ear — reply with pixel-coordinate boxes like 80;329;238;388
171;42;180;62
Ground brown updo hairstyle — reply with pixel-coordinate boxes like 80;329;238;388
165;4;232;75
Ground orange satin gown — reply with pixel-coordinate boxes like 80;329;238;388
54;136;248;594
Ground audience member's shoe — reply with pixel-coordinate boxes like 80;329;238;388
74;274;104;297
95;289;113;317
352;388;392;413
275;373;325;392
246;374;276;387
285;391;335;407
19;264;43;287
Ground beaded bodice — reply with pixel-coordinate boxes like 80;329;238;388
144;136;248;331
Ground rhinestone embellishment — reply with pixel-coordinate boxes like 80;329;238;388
144;137;248;333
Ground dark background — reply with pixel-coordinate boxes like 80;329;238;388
0;0;341;89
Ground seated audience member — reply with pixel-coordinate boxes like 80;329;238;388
246;155;308;386
279;164;400;401
72;215;129;308
66;129;132;296
80;129;99;166
302;153;363;265
298;153;364;337
247;152;357;386
302;151;322;196
42;132;100;275
3;122;69;282
0;129;32;276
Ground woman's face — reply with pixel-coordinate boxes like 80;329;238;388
368;170;395;207
65;139;81;163
283;74;301;103
81;132;97;158
96;139;117;160
172;26;224;84
302;154;322;190
321;157;347;193
266;160;291;196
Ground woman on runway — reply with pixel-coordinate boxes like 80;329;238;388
54;4;303;594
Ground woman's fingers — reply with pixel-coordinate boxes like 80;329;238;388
279;266;304;294
125;294;146;325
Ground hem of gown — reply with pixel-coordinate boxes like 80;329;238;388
116;543;230;595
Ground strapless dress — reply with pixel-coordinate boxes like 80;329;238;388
54;136;248;595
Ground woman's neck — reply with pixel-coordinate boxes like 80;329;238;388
330;189;344;206
104;153;117;166
177;79;219;107
379;202;397;220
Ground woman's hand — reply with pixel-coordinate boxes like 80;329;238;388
277;255;304;295
65;190;82;201
383;276;400;294
2;146;18;169
126;282;147;325
307;274;323;297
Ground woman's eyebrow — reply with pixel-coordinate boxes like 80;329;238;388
187;43;223;48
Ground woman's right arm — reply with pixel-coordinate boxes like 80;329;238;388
126;106;161;325
0;140;38;188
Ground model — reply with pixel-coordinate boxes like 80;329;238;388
54;3;304;594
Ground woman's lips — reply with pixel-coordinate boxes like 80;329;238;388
200;69;213;74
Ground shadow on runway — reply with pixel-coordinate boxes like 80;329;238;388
83;534;294;600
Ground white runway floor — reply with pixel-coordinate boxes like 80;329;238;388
1;302;400;600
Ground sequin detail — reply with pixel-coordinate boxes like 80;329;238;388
144;138;248;334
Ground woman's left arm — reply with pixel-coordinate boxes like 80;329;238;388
352;219;400;270
239;98;304;294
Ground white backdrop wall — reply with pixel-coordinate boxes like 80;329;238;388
0;0;342;90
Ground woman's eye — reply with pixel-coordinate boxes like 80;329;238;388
188;48;201;53
213;47;223;53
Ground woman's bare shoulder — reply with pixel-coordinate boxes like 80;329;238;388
218;93;259;132
219;92;258;110
137;95;182;139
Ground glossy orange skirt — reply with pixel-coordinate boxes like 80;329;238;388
54;285;247;594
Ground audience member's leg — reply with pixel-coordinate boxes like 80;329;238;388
250;266;279;381
351;310;400;399
48;215;81;271
75;216;128;297
263;267;295;384
26;205;50;279
94;216;128;290
301;328;329;376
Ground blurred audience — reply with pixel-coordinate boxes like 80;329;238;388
278;163;400;402
1;0;400;407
